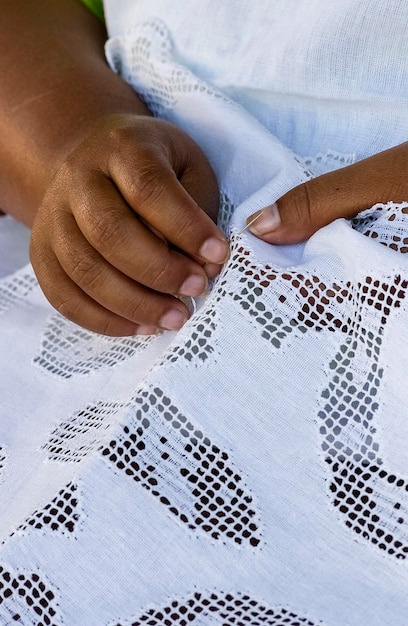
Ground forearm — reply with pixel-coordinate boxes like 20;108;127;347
0;0;151;225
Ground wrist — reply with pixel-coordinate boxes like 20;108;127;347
1;84;152;227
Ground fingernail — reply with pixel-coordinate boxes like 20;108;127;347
135;325;158;336
159;308;187;331
199;237;229;264
179;274;207;296
248;204;281;235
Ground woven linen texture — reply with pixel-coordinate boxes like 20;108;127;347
1;1;408;624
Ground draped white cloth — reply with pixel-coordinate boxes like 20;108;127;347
0;1;407;624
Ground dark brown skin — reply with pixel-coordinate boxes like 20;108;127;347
247;142;408;243
0;0;226;336
1;0;407;336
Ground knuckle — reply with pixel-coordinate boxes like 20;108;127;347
147;262;173;291
171;213;195;239
125;291;164;326
96;317;127;337
120;287;168;326
106;124;133;147
133;162;169;207
289;183;314;225
54;155;83;189
127;296;149;323
137;251;177;292
54;296;80;323
48;285;88;329
54;285;136;337
88;211;125;250
54;298;103;336
67;254;106;292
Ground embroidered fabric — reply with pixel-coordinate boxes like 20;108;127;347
303;152;356;177
112;592;320;626
33;314;153;379
1;2;408;624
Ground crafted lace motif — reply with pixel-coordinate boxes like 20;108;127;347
102;387;261;547
113;591;321;626
33;314;152;378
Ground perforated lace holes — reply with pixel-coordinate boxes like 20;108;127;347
319;274;408;559
354;202;408;253
111;20;230;119
218;192;235;236
0;567;59;624
231;257;363;343
11;483;81;538
34;314;152;378
124;591;319;626
0;271;37;315
42;402;124;463
303;151;356;177
0;447;5;478
103;388;261;546
165;313;217;365
328;460;408;559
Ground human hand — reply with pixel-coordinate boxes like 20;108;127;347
30;114;228;336
246;142;408;244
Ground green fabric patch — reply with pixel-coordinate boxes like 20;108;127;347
81;0;104;21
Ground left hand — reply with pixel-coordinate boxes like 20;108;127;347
30;114;227;337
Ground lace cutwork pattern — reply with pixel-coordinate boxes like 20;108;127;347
228;242;404;341
110;215;407;558
217;192;236;237
0;565;60;625
42;401;125;463
114;592;320;626
161;232;367;367
102;387;261;546
320;327;408;559
0;271;37;315
10;482;81;539
0;1;407;618
108;20;230;118
0;447;6;482
180;236;354;362
33;314;152;378
303;150;356;177
164;307;217;367
293;154;315;181
222;237;408;558
225;239;408;557
353;202;408;254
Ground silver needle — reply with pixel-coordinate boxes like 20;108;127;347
238;210;265;235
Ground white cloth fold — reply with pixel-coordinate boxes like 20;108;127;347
0;2;407;624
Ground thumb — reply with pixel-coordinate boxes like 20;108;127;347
246;142;408;245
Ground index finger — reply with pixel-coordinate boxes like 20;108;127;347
109;147;230;266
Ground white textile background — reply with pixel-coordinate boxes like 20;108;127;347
0;1;407;624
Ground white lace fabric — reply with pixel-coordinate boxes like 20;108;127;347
1;2;408;624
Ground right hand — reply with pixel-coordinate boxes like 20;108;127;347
246;141;408;245
30;114;229;336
